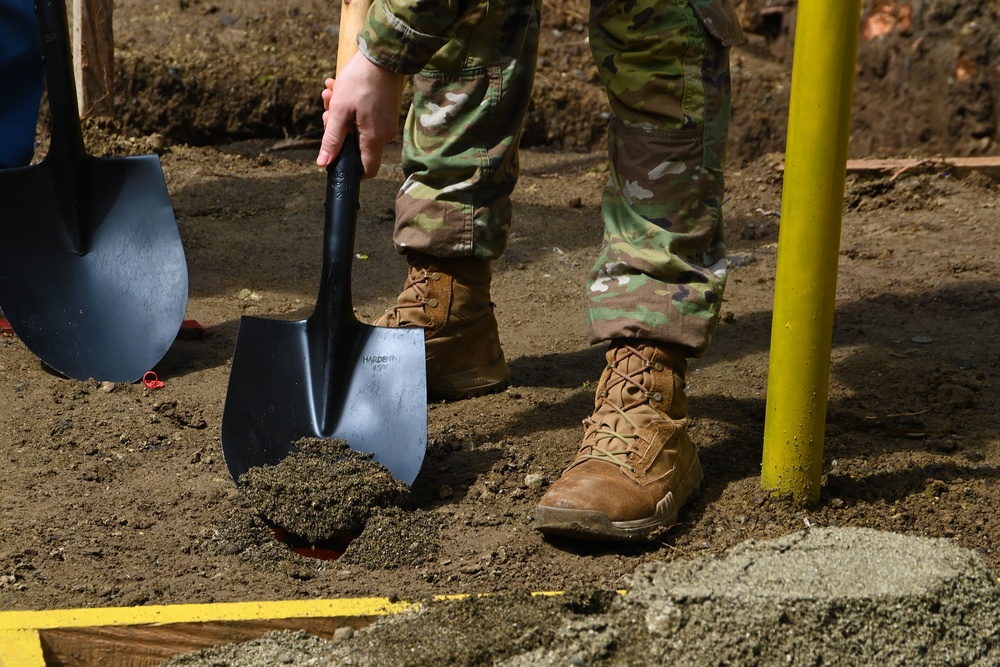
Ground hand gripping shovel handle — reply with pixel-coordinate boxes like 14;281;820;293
308;0;372;334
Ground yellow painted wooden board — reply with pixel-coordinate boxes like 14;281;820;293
0;597;413;667
0;592;575;667
0;597;413;631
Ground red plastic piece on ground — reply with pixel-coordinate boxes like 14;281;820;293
143;371;165;389
177;319;207;340
0;318;13;338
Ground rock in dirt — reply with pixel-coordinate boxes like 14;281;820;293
237;438;410;542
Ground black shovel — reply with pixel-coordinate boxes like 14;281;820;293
220;133;427;486
0;0;187;383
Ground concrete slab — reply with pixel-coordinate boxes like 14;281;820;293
621;527;1000;666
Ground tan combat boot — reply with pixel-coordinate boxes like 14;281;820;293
534;340;703;540
375;252;510;400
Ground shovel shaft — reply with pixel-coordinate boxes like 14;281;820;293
35;0;86;162
35;0;89;254
337;0;372;75
314;133;364;329
317;0;376;323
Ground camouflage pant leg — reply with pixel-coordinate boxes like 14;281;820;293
392;0;541;260
586;0;740;356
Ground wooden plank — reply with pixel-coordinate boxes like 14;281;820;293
0;593;574;666
38;617;376;667
72;0;114;117
776;156;1000;176
845;157;1000;172
0;597;414;667
0;597;413;633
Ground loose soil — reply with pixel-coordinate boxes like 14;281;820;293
2;0;999;663
237;438;410;542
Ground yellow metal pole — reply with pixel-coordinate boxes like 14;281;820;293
761;0;862;502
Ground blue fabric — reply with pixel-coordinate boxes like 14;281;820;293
0;0;43;168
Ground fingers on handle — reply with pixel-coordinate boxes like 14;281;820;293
317;78;340;165
321;78;335;110
357;133;383;179
317;122;346;167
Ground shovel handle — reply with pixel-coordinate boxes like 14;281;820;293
35;0;91;253
315;133;364;324
311;0;371;320
337;0;373;75
35;0;86;162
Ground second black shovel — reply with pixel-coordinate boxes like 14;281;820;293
0;0;188;382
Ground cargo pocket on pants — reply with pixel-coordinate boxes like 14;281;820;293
687;0;745;47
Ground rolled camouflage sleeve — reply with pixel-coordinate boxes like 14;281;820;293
358;0;472;75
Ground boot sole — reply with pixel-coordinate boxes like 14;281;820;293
534;453;704;541
428;353;511;401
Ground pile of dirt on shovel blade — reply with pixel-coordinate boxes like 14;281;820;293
237;437;410;542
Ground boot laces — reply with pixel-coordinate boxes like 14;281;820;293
580;344;664;472
385;261;441;326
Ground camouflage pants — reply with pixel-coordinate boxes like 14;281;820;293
393;0;742;356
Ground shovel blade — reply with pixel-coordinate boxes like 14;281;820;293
0;155;188;382
221;314;427;485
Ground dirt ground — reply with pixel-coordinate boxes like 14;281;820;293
1;0;999;661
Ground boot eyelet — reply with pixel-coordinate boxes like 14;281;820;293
653;362;664;371
652;392;662;402
425;298;439;307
